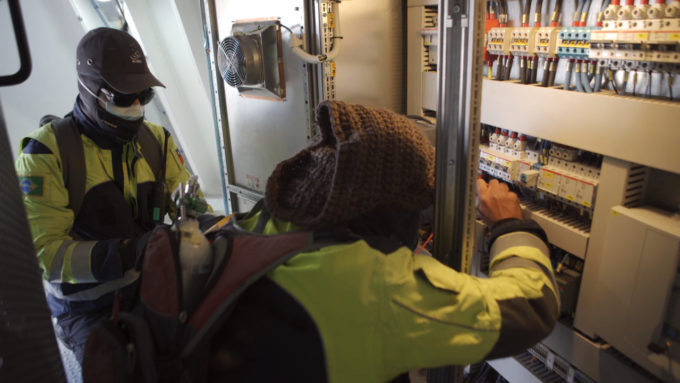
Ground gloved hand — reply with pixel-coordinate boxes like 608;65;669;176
119;230;155;271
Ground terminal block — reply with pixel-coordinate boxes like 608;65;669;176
484;16;501;62
510;27;539;57
549;145;578;162
591;19;680;67
589;29;615;62
535;26;562;58
649;19;680;64
558;27;601;60
487;27;516;56
590;31;647;68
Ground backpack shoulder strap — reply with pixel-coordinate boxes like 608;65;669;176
137;123;166;181
51;117;86;217
182;228;337;356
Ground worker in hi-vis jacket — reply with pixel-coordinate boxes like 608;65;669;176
209;100;559;382
15;28;205;364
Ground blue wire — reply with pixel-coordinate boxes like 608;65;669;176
594;71;603;92
575;62;584;92
581;67;593;92
564;61;574;90
582;0;593;21
575;0;585;23
601;0;611;12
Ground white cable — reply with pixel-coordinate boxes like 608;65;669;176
289;1;342;64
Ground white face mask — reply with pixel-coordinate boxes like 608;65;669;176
78;78;145;121
105;102;144;121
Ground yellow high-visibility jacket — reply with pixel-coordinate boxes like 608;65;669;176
212;212;560;383
15;120;193;317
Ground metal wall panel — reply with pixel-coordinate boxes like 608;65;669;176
333;0;404;113
215;0;312;199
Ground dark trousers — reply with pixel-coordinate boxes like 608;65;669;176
54;309;109;364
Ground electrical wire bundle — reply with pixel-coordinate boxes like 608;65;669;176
540;0;564;86
486;1;499;78
519;0;533;84
492;0;511;81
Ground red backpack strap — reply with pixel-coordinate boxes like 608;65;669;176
138;225;184;355
182;229;321;355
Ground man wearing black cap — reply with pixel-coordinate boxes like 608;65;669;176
15;27;199;364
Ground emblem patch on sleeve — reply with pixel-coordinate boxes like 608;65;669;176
176;148;185;165
18;176;44;196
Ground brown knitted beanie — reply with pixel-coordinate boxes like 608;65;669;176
265;100;435;227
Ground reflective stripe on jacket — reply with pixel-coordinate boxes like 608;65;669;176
15;121;193;316
237;212;559;382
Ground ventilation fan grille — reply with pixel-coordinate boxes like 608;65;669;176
218;37;247;87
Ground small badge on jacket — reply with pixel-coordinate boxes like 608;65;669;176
18;176;44;196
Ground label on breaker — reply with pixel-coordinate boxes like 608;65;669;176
575;179;596;207
559;175;578;201
480;146;535;183
538;167;562;195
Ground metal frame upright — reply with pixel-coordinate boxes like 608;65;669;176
429;0;486;380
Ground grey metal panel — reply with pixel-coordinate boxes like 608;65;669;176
0;102;66;381
333;0;404;112
543;321;661;383
592;206;680;381
487;358;544;383
575;158;644;337
215;0;312;196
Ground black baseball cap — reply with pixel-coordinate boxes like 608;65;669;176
76;27;165;94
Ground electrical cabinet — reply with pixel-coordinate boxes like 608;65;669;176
471;0;680;382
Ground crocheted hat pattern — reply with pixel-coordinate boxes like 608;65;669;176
265;100;435;227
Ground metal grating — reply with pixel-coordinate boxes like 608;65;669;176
516;343;596;383
623;165;649;208
0;104;65;382
522;200;592;233
218;36;249;87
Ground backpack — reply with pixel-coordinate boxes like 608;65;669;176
80;202;345;383
44;115;167;220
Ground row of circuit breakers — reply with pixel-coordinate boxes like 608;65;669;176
479;130;600;211
487;3;680;72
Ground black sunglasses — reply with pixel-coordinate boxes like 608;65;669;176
100;87;155;107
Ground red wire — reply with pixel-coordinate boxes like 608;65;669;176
416;233;434;255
